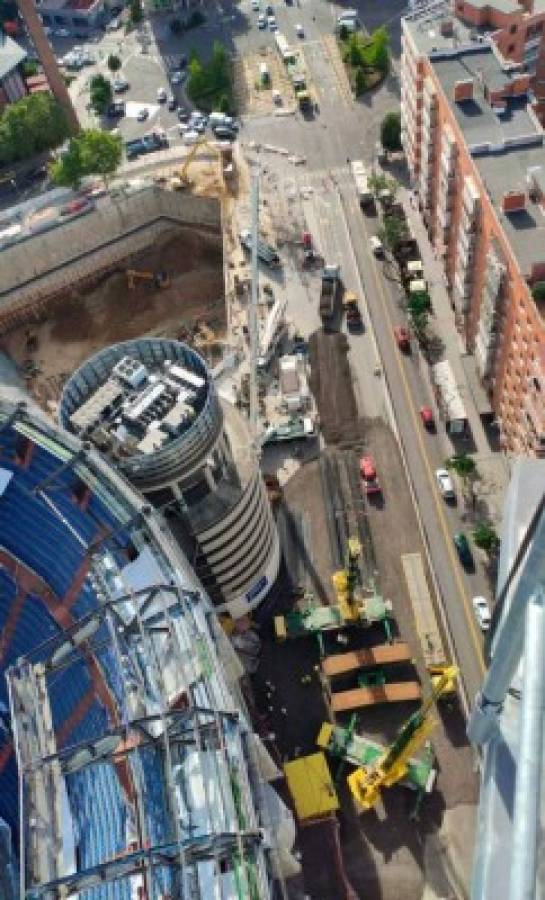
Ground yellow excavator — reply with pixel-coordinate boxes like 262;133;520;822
170;139;235;191
347;665;458;811
126;270;170;290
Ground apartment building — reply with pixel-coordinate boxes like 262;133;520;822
401;10;545;456
455;0;545;98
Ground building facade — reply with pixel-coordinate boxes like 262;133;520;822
60;338;281;619
0;33;27;110
401;9;545;455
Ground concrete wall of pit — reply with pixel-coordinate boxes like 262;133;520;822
0;188;221;333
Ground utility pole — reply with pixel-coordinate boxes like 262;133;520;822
249;167;260;454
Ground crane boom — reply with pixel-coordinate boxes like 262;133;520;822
347;666;458;810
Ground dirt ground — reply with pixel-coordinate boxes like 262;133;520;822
233;47;297;116
1;227;225;412
251;329;477;899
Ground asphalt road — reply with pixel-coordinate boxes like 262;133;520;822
234;0;487;706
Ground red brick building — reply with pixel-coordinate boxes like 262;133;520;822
401;10;545;456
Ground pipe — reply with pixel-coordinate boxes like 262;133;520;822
509;588;545;900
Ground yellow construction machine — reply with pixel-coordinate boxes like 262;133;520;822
331;537;362;621
170;139;235;191
347;665;458;811
126;270;170;290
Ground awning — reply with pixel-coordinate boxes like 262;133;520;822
460;354;493;417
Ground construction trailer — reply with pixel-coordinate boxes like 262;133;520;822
274;591;392;641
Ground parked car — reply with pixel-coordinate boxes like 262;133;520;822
296;23;304;37
213;125;236;141
359;455;381;495
435;468;455;500
170;70;185;85
167;95;177;110
420;406;434;429
472;596;491;631
183;129;201;145
157;87;167;102
113;78;129;93
251;0;260;8
268;15;278;30
453;532;474;569
258;13;267;27
370;235;384;257
137;107;149;121
107;100;125;118
177;107;189;122
393;325;410;351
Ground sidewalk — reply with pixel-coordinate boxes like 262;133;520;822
398;185;511;527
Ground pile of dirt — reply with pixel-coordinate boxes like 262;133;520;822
1;227;225;412
308;330;362;446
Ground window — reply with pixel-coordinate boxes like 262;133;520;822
508;43;516;53
183;478;210;507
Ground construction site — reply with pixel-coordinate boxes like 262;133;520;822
0;131;478;899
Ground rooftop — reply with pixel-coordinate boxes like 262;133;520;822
432;47;545;275
0;33;26;81
404;18;545;275
461;0;545;13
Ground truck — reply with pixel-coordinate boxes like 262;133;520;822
350;159;374;210
319;264;340;323
342;290;363;332
239;229;281;268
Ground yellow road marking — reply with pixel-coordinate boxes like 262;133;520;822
354;197;486;675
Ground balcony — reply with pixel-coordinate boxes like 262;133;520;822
457;227;477;256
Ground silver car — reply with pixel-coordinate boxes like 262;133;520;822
435;468;455;500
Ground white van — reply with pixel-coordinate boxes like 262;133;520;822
209;111;227;127
337;8;358;21
183;130;200;145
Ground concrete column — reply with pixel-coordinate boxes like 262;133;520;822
16;0;80;134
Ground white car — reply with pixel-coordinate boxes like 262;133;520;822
435;468;455;500
258;13;267;27
170;70;184;84
183;129;201;145
136;107;149;122
296;23;304;37
370;235;384;257
251;0;260;8
472;596;491;631
157;87;167;102
268;15;277;29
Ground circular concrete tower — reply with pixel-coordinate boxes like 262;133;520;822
60;338;280;618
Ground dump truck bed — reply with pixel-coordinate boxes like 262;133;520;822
322;642;411;678
330;681;422;712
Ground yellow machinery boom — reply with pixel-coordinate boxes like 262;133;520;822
332;537;362;621
171;139;235;190
347;665;458;811
127;270;170;290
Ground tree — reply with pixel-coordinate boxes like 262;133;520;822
130;0;142;24
89;74;112;116
22;60;39;77
348;34;361;67
187;43;232;111
445;454;477;491
50;128;122;189
371;26;389;74
472;522;499;554
355;67;366;96
0;93;69;166
107;54;121;73
408;289;431;311
368;172;397;199
531;281;545;302
378;214;408;253
381;111;402;153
